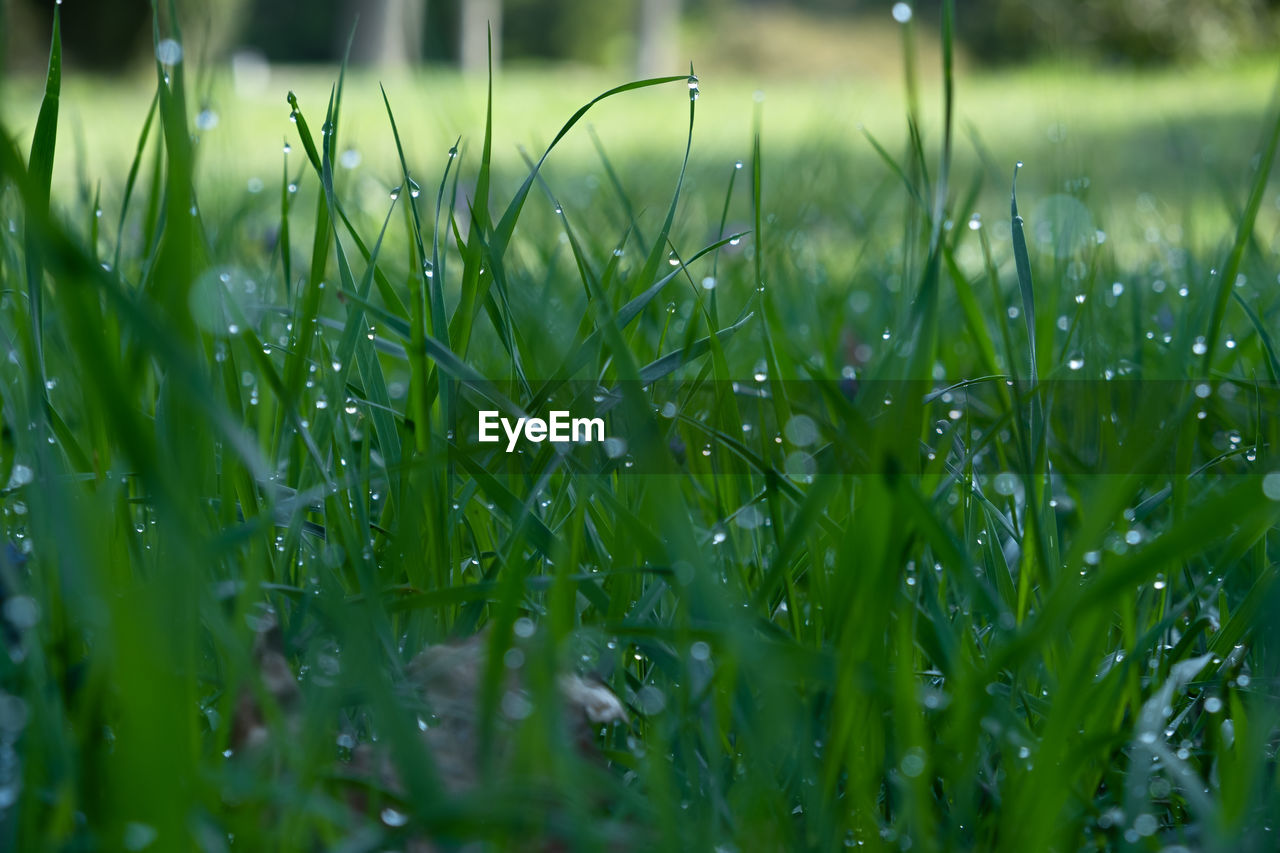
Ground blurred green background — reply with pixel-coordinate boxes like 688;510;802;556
2;0;1278;263
4;0;1280;74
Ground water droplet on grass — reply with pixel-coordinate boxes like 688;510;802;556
195;109;219;131
1262;471;1280;500
3;595;40;630
123;823;158;851
891;2;913;23
380;807;409;827
784;414;819;447
156;39;183;66
501;690;534;720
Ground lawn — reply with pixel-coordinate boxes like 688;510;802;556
2;5;1280;851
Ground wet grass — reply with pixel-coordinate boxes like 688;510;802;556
3;3;1280;850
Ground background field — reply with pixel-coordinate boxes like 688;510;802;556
3;2;1280;852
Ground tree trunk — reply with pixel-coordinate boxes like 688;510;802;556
460;0;502;73
636;0;681;78
346;0;425;67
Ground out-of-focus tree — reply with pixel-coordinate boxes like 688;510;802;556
501;0;633;66
460;0;502;72
947;0;1277;64
239;0;345;63
636;0;682;77
344;0;426;66
8;0;251;71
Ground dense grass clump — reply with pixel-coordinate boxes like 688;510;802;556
3;4;1280;851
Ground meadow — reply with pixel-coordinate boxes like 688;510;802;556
2;4;1280;851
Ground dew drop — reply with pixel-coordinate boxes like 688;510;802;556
380;807;409;828
155;39;183;66
1262;471;1280;501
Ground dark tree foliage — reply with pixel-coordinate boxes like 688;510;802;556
238;0;346;63
7;0;1278;70
888;0;1277;65
15;0;150;70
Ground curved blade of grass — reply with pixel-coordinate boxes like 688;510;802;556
1230;291;1280;382
449;73;689;356
23;7;60;393
635;312;755;385
112;90;158;273
1203;76;1280;366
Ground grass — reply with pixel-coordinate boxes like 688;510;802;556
3;3;1280;850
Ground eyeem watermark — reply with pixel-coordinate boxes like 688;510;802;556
478;410;605;452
